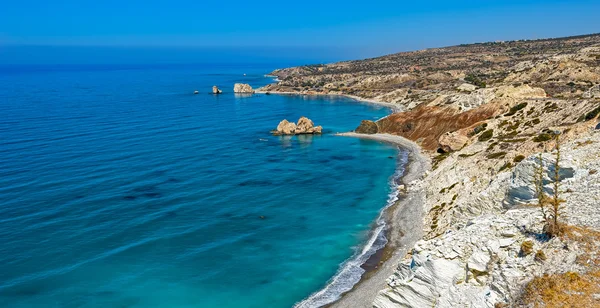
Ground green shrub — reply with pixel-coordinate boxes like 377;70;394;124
505;103;528;116
478;129;494;142
472;123;488;135
487;152;507;159
514;155;526;163
465;74;486;88
459;152;479;158
533;133;553;142
584;105;600;121
499;162;513;172
487;142;499;151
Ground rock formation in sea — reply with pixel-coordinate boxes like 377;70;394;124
355;120;378;134
212;86;222;94
234;83;254;93
274;117;322;135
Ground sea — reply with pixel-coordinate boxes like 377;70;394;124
0;62;404;307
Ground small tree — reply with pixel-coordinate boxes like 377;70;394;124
546;134;566;237
534;132;566;237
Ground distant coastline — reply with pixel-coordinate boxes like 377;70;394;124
255;89;402;111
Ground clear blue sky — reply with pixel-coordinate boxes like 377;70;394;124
1;0;599;64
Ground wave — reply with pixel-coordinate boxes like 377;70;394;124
294;150;409;308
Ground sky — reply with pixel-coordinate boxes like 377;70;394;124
1;0;600;64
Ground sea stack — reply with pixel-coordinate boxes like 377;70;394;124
273;116;322;135
212;86;222;94
234;83;254;93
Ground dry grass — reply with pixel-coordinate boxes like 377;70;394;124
564;225;600;267
520;240;534;256
520;225;600;307
521;271;600;308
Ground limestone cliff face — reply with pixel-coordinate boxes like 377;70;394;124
374;131;600;308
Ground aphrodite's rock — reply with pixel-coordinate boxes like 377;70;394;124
438;131;469;152
234;83;254;93
296;117;314;132
355;120;378;134
274;117;322;135
212;86;222;94
276;120;297;135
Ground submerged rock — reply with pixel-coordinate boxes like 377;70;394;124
355;120;379;134
274;117;322;135
234;83;254;93
212;86;222;94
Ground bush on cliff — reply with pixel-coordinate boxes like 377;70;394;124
478;129;494;142
505;103;528;116
464;74;486;88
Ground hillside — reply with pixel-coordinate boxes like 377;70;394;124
262;34;600;307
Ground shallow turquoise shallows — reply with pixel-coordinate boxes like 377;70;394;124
0;63;400;308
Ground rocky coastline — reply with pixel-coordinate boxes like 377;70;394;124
263;33;600;307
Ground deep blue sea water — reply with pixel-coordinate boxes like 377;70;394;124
0;63;401;307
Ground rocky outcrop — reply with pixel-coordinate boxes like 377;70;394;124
212;86;222;94
234;83;254;93
583;84;600;99
355;120;379;134
374;209;560;308
438;131;469;152
457;83;477;92
373;126;600;307
274;117;322;135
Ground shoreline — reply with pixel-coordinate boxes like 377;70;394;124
328;133;430;308
293;133;430;308
260;86;429;307
254;90;402;111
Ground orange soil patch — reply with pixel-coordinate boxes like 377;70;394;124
376;104;501;150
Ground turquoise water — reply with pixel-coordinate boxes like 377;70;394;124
0;63;401;307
